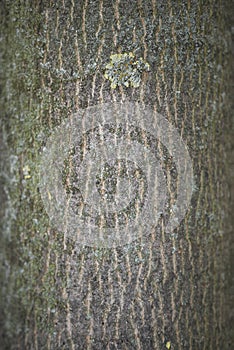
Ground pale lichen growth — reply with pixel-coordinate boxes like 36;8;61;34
104;52;150;89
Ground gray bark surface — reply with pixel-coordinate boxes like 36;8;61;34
0;1;233;349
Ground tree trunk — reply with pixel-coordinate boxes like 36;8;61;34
0;0;233;349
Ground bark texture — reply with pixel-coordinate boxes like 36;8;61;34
0;0;233;349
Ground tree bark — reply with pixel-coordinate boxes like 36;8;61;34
0;0;233;349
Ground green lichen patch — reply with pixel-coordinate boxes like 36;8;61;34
104;52;150;89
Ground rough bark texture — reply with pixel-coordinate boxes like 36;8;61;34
0;1;233;349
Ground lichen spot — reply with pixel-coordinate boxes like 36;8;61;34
104;52;150;89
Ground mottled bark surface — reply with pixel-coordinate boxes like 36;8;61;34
0;0;233;349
